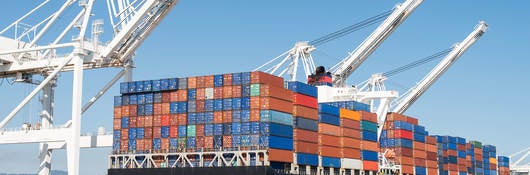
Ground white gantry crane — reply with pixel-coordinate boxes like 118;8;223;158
255;0;423;82
509;147;530;175
0;0;178;175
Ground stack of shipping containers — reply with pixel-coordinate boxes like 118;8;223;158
497;156;509;175
111;71;511;175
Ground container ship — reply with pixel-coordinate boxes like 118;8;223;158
107;71;511;175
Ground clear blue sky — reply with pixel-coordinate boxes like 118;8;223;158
0;0;528;174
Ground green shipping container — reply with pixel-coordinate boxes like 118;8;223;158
187;125;196;137
360;120;377;132
250;84;261;96
469;140;482;148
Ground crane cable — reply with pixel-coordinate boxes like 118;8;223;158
382;48;453;77
309;10;393;46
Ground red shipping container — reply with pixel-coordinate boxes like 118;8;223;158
268;149;293;163
153;115;161;127
426;144;437;152
396;148;413;157
214;87;223;99
457;144;466;151
386;112;407;122
153;127;161;138
196;76;205;88
113;119;121;130
341;148;361;159
205;75;214;88
395;156;414;165
204;136;214;149
223;136;232;148
341;137;361;149
129;105;137;116
401;165;414;174
222;111;232;123
340;118;360;130
250;109;260;122
161;92;170;103
177;90;187;101
293;93;317;109
361;140;379;152
341;128;361;139
161;138;170;150
161;115;170;126
294;141;319;154
137;117;145;127
425;136;437;145
129;117;137;128
259;84;293;102
457;158;467;165
144;127;153;139
250;71;284;88
459;164;468;171
169;114;178;125
363;160;379;171
214;111;223;124
394;129;413;140
114;107;122;118
196;136;205;148
292;105;318;120
359;111;377;123
196;100;205;112
293;129;318;143
319;145;341;158
448;164;458;171
426;151;437;160
187;77;197;89
177;114;187;126
448;150;457;156
250;96;260;109
319;134;341;147
153;103;162;115
120;139;128;151
260;97;293;114
223;86;233;98
231;85;241;98
223;74;233;86
427;168;438;175
196;124;205;136
406;117;418;125
120;129;128;140
318;123;340;136
170;126;178;138
144;139;152;150
413;149;426;158
196;88;205;100
414;158;426;167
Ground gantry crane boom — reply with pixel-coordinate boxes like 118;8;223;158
331;0;423;87
390;21;488;114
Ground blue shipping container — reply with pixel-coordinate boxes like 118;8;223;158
161;126;170;138
114;96;122;107
260;135;293;150
293;117;318;131
260;110;293;126
361;150;378;161
214;75;224;87
178;126;187;137
204;124;214;136
318;103;340;116
321;156;341;168
394;121;413;131
259;123;293;138
120;82;129;94
296;153;318;166
153;138;161;150
415;167;427;175
285;81;318;98
168;78;178;90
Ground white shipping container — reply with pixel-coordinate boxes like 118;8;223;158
340;158;362;169
205;88;214;99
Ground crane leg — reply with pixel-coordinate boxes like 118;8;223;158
67;55;83;175
38;76;56;175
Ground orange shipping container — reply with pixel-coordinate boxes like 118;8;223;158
196;100;205;112
170;114;178;125
293;129;318;143
250;71;284;88
260;97;293;114
319;134;341;147
136;139;144;151
292;105;318;120
223;74;233;86
427;168;438;175
121;105;130;116
319;145;341;158
361;140;379;152
318;123;341;136
144;127;152;139
214;87;223;99
144;116;154;127
425;136;437;145
341;137;361;149
341;148;361;159
137;117;145;127
448;164;457;171
250;109;260;122
259;84;293;102
413;149;426;158
406;117;418;125
120;139;128;151
231;85;241;97
128;105;137;116
196;124;205;136
340;109;360;121
414;158;426;167
223;136;232;147
222;86;233;98
161;103;170;114
129;117;137;128
170;126;178;138
153;115;162;127
363;160;379;171
177;90;188;101
250;96;260;109
426;144;437;152
413;141;425;151
161;115;170;126
120;129;128;140
196;76;205;88
196;136;205;148
294;141;319;154
161;138;170;150
426;160;437;168
114;107;122;118
153;103;162;115
268;149;293;163
153;127;161;138
222;111;232;123
396;156;414;165
401;165;414;174
459;164;467;171
204;75;214;88
177;114;187;126
113;119;121;130
187;77;197;89
196;88;205;100
204;136;214;149
214;111;223;124
170;91;179;102
341;128;361;139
